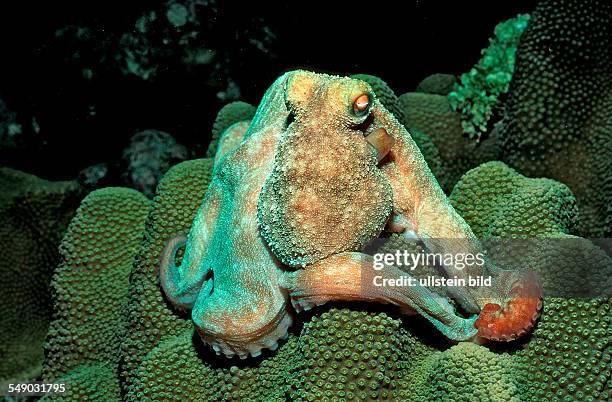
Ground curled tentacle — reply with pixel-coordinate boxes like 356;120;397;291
474;271;543;341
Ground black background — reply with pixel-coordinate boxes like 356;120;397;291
0;1;537;180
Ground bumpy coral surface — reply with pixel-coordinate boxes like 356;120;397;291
418;342;523;402
122;158;214;400
40;364;122;402
206;101;257;157
400;92;499;192
0;168;82;389
42;187;150;400
499;0;612;237
451;161;610;299
514;297;610;401
449;14;530;139
450;161;578;238
289;309;434;401
416;73;457;96
450;161;610;401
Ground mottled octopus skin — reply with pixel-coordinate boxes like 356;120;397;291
159;70;542;358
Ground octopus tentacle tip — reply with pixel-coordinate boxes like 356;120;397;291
474;271;543;341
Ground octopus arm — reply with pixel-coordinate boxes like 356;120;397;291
159;181;223;310
281;252;478;341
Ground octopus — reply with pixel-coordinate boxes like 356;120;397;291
159;70;542;359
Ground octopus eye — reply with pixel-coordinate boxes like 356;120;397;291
353;93;371;116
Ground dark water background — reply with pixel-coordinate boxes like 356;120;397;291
0;0;536;180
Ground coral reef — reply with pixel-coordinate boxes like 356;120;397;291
41;150;609;401
42;188;150;400
31;48;608;398
400;92;498;192
449;14;530;139
416;342;522;401
451;161;610;299
450;161;578;238
122;158;214;400
40;365;122;402
449;162;610;400
121;129;190;197
514;297;610;401
0;168;82;390
498;0;612;237
415;73;457;96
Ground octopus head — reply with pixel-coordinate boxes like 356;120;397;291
258;71;395;267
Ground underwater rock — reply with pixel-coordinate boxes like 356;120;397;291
76;162;111;191
0;98;22;150
498;0;612;237
121;129;190;197
0;168;82;390
415;73;457;96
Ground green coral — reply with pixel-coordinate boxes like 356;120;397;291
400;92;499;192
42;187;150;400
417;342;522;402
0;168;82;390
206;101;257;157
449;162;610;401
135;328;301;401
514;297;610;401
38;151;610;400
450;161;610;298
498;0;612;237
450;161;578;238
122;158;214;399
290;309;434;401
416;73;457;96
40;364;122;402
449;14;530;139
